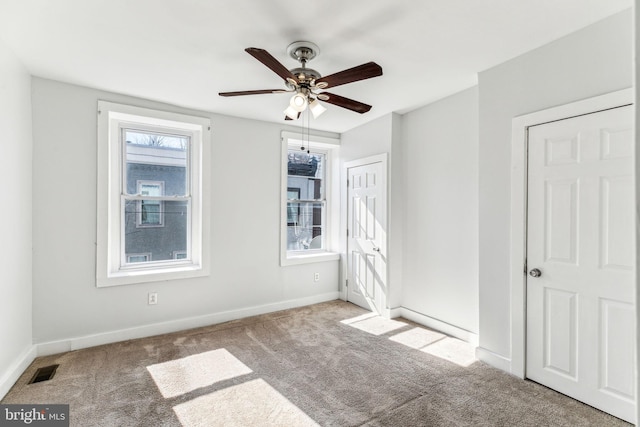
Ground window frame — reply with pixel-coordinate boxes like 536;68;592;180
97;101;211;287
280;131;340;266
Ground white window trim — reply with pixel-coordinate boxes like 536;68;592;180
97;101;211;287
280;131;340;266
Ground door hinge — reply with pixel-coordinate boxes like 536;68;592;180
346;229;349;237
345;279;348;288
347;179;349;187
523;259;528;275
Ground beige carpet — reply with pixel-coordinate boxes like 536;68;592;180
2;300;630;426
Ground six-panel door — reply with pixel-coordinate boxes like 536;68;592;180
526;105;635;423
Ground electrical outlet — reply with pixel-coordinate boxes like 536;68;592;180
314;272;320;282
148;292;158;305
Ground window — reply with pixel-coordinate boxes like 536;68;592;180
127;253;152;263
137;181;164;227
97;101;210;287
173;251;187;260
280;132;340;266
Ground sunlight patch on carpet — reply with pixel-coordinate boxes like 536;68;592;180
341;313;407;336
147;348;252;398
421;337;477;367
389;327;446;348
340;312;379;324
173;378;319;427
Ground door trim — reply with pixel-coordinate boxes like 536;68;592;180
509;88;633;379
342;153;389;310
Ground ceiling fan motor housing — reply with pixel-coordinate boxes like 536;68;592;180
288;67;321;86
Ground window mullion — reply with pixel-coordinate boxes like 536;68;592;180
288;198;324;203
123;195;190;201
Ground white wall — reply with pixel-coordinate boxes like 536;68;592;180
401;87;479;334
340;113;396;162
30;78;340;346
636;5;640;423
478;9;633;363
0;39;33;396
340;113;404;310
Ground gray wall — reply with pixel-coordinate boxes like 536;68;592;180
0;39;33;395
401;86;479;334
477;9;633;360
31;77;340;344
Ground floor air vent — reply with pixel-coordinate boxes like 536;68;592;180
28;364;59;384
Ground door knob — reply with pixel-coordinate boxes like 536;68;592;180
529;268;542;278
372;246;380;252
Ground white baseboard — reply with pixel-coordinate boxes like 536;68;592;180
0;345;37;400
37;292;340;357
389;307;402;318
395;307;479;346
475;346;513;374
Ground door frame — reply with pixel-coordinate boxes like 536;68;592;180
342;153;389;315
508;88;633;378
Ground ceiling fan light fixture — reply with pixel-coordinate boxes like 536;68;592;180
290;93;308;112
309;99;327;119
284;105;299;120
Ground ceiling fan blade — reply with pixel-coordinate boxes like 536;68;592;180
219;89;289;97
245;47;297;82
319;92;372;114
315;62;382;89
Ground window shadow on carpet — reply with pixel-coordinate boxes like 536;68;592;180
342;313;477;367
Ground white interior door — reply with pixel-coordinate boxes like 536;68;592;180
526;105;635;423
346;159;387;314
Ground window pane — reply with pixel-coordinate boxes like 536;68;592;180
286;149;325;252
124;200;189;263
286;202;323;250
287;151;324;200
125;130;188;196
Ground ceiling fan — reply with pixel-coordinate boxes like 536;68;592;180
219;41;383;120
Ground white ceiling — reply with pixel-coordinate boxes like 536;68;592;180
0;0;632;133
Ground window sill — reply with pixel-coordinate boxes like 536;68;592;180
281;251;340;267
97;263;208;287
